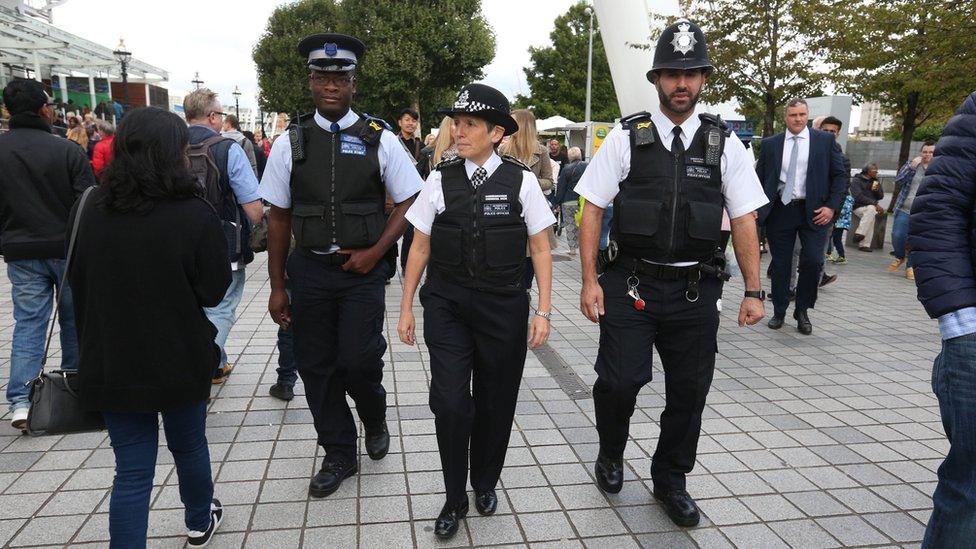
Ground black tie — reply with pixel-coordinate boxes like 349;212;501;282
671;126;684;157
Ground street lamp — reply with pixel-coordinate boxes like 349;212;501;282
232;85;241;119
191;72;204;90
112;38;131;113
584;6;595;159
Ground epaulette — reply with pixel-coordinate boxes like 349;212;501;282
620;111;652;129
435;156;464;171
699;113;733;138
361;112;393;132
500;154;530;171
289;112;315;126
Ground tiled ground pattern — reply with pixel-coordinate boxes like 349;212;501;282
0;232;941;548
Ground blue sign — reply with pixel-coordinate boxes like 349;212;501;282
726;119;756;141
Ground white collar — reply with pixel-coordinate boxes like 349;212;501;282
650;109;701;141
314;109;359;132
787;126;810;140
464;153;502;179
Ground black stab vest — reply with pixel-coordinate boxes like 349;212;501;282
289;115;385;251
429;159;528;293
611;116;725;263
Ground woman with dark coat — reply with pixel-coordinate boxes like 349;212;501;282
67;107;231;548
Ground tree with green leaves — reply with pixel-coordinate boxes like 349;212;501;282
817;0;976;164
643;0;825;137
515;2;619;123
253;0;495;127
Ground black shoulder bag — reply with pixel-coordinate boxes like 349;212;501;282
25;186;106;436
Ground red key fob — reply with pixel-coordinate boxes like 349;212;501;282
634;298;645;311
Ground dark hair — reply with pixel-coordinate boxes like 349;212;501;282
922;139;936;148
242;130;256;143
2;79;47;115
821;116;843;130
224;114;241;130
100;107;200;214
398;108;419;120
786;97;808;109
861;162;878;174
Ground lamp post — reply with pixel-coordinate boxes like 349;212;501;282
584;6;595;159
191;72;204;90
232;85;241;120
112;38;131;113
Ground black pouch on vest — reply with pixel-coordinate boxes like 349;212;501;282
338;201;385;248
291;203;332;249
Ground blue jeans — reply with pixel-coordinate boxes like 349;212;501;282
204;268;246;370
892;210;912;266
923;333;976;547
6;259;79;412
103;400;213;548
600;205;614;250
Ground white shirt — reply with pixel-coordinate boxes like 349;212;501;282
574;109;768;266
779;126;810;199
406;153;557;237
259;109;424;209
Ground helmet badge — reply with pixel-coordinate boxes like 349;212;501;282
454;89;470;110
670;23;697;55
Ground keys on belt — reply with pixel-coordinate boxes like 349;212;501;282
626;276;646;311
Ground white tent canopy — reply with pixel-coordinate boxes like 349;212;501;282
537;115;576;132
0;0;168;82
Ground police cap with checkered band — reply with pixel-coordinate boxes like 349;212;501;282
439;83;519;136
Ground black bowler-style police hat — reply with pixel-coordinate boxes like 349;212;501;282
439;83;519;136
647;20;714;81
298;33;365;72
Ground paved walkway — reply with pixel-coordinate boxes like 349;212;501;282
0;233;941;548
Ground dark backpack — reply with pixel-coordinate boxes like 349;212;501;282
187;135;244;258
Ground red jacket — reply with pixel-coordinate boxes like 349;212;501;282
91;135;114;179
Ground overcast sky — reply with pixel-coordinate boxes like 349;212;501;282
50;0;578;112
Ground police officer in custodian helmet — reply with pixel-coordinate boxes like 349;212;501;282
575;20;768;527
259;33;423;498
397;83;556;540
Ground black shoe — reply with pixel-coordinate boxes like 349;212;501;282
767;315;784;330
268;382;294;402
309;459;357;498
819;274;837;287
594;454;623;494
858;246;873;252
653;487;701;527
853;233;865;243
187;498;223;547
364;423;390;461
434;500;468;540
794;309;813;335
474;490;497;516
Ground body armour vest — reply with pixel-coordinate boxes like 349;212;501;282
611;113;727;263
289;114;386;251
429;158;528;293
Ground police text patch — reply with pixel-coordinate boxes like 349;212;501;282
483;203;512;217
685;165;712;180
339;134;366;156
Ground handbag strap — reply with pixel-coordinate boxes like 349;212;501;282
39;185;95;375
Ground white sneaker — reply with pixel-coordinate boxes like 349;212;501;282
187;498;222;547
11;408;28;431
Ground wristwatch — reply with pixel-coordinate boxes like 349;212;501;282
534;310;551;320
744;290;766;301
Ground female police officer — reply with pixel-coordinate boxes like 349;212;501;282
397;83;556;540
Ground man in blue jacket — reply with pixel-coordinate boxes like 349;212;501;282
909;91;976;548
756;98;848;335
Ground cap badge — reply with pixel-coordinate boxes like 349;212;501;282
324;43;338;57
454;89;470;110
670;23;697;55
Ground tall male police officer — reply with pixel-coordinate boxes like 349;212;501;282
576;21;768;527
259;33;423;498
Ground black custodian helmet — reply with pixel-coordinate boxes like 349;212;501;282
647;20;714;82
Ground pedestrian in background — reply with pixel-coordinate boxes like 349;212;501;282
554;146;586;256
69;107;230;547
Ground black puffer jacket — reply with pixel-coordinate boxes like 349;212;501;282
909;91;976;318
0;113;95;260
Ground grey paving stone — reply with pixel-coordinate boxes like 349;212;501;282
243;528;301;548
248;501;306;530
0;518;27;547
567;508;628;537
783;491;850;517
739;494;804;521
359;521;415;549
687;528;736;549
864;511;926;543
696;498;759;526
468;514;525;546
306;496;357;527
634;531;697;548
767;519;841;549
517;511;576;542
303;525;357;548
507;486;561;513
719;523;789;549
360;495;410;524
817;515;891;546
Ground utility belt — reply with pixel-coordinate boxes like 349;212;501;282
600;241;731;304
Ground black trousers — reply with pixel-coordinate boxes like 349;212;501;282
593;266;722;491
765;201;830;317
288;251;389;463
421;276;529;505
399;226;414;271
